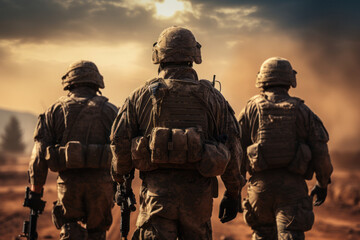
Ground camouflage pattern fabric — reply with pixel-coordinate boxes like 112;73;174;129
56;170;114;231
133;169;213;240
243;170;313;240
256;57;297;89
28;87;117;238
62;60;104;90
239;87;333;239
111;66;244;239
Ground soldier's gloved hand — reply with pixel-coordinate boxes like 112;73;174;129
310;185;327;206
28;190;46;213
219;191;238;223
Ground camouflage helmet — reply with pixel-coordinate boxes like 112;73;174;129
61;60;104;90
152;26;202;64
256;57;297;88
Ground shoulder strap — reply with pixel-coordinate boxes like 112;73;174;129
59;96;93;145
83;96;108;144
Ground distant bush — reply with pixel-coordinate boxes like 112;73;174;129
1;116;25;154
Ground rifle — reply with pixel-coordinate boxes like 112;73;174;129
19;187;46;240
115;169;136;240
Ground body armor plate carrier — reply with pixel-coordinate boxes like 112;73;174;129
247;94;301;172
131;78;231;177
45;95;112;172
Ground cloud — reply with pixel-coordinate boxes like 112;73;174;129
0;0;159;43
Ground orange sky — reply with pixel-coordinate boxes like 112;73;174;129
0;0;359;151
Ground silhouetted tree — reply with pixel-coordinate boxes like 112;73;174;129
1;116;25;153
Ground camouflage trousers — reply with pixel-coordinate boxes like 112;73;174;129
243;169;314;240
52;169;114;240
132;169;214;240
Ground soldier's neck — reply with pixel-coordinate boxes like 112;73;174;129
262;87;290;101
158;66;198;81
68;87;97;98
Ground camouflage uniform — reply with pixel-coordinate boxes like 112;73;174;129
29;60;117;240
111;27;244;240
238;57;333;240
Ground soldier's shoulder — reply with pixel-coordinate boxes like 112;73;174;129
44;97;67;115
247;94;262;105
128;78;159;101
198;79;227;102
103;100;118;113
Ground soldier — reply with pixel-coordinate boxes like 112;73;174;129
111;26;245;239
238;57;333;240
28;60;117;239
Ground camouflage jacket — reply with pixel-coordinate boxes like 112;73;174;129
28;87;117;186
111;66;245;197
238;87;333;188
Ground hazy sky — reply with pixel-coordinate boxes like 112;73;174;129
0;0;359;151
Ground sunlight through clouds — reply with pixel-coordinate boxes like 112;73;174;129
155;0;185;18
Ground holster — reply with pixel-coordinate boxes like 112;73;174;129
52;201;65;230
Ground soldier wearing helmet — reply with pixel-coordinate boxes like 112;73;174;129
111;26;245;239
238;57;333;239
28;60;117;239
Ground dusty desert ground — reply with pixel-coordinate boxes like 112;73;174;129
0;152;359;240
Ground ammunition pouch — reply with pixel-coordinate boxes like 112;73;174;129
287;143;312;176
131;136;156;172
197;141;231;177
149;127;203;165
247;142;312;176
247;143;268;172
45;141;112;172
132;127;230;177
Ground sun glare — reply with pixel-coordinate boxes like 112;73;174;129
155;0;185;18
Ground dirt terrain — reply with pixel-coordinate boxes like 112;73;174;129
0;153;359;240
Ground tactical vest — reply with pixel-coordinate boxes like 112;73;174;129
59;95;109;145
150;78;208;133
131;78;231;177
45;95;112;172
247;94;300;171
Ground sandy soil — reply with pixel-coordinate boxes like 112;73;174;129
1;161;359;240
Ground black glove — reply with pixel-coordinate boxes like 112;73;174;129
218;191;239;223
310;185;327;206
27;190;46;213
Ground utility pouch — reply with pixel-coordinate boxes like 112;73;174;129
100;144;112;169
45;145;66;172
186;128;202;163
288;143;312;175
131;136;157;171
198;142;230;177
52;201;65;230
45;145;60;172
150;127;170;163
243;198;257;227
86;144;102;168
168;129;187;164
279;197;314;232
65;141;85;169
247;143;267;172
